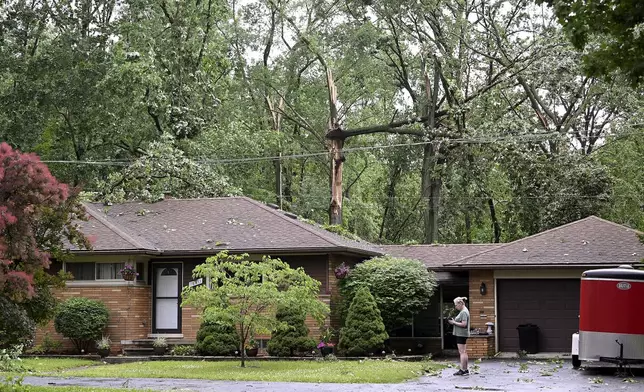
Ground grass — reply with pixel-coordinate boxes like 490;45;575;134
62;359;445;383
25;387;148;392
18;358;98;373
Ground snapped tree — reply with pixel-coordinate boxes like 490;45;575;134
182;251;328;367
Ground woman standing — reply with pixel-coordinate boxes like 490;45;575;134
448;296;470;376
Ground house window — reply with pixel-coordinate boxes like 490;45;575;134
65;262;146;281
66;262;96;280
96;263;126;280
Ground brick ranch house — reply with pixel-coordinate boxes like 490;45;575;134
37;197;381;354
37;197;643;358
383;216;644;358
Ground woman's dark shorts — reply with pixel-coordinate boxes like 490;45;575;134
456;336;468;345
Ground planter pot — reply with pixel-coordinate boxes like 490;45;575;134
122;272;136;281
245;348;258;357
97;348;110;358
320;346;334;357
153;346;167;355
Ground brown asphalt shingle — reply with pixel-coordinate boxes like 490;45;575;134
381;244;500;269
447;216;644;268
79;197;382;256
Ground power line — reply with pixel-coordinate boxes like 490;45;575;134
39;129;640;167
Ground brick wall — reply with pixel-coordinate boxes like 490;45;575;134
467;270;496;357
181;306;202;340
468;270;495;331
35;284;151;355
466;335;495;358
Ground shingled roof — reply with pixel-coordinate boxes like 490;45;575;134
447;216;644;268
381;244;500;269
76;197;382;256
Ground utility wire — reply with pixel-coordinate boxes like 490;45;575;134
40;129;640;167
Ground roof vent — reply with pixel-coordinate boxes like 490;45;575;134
284;212;298;219
266;203;279;210
618;265;634;269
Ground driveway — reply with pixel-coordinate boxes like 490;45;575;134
22;360;643;392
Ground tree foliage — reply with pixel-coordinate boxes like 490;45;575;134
267;304;316;357
0;143;89;301
54;297;110;354
539;0;644;85
340;256;437;332
338;286;388;357
0;296;35;348
182;251;328;367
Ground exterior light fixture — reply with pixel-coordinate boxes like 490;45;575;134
480;282;487;296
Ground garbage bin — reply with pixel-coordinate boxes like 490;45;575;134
516;324;539;354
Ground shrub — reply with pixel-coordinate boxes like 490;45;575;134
0;297;35;348
54;297;109;353
339;286;388;357
171;345;197;356
340;256;437;332
267;304;316;357
195;318;239;356
0;345;25;372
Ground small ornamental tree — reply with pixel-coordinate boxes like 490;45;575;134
0;142;90;302
183;251;328;367
267;304;316;357
339;286;388;357
54;297;110;353
340;256;437;332
195;316;240;356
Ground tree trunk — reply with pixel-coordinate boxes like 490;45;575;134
488;198;501;243
465;210;472;244
274;158;282;208
326;70;343;225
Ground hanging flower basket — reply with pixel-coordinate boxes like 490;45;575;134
334;262;350;279
120;264;138;281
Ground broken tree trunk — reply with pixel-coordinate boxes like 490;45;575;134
326;70;344;225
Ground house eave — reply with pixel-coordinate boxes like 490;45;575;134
442;262;638;270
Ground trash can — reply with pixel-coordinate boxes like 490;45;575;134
516;324;539;354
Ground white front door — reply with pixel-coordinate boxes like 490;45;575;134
153;264;182;333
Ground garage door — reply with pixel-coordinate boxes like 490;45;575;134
497;279;580;352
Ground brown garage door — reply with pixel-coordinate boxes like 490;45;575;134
497;279;580;353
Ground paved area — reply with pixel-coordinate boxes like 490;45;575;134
22;360;644;391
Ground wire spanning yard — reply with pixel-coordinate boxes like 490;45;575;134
57;359;444;383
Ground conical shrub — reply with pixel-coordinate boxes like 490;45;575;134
339;285;388;356
267;304;316;357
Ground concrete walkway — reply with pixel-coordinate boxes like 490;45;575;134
22;360;644;392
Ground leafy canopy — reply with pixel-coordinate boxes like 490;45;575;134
182;251;328;367
341;256;437;332
539;0;644;85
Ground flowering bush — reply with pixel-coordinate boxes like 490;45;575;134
317;341;335;349
334;262;350;279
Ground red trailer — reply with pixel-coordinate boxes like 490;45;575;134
572;265;644;370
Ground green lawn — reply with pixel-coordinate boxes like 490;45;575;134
24;387;148;392
62;360;444;383
18;358;98;373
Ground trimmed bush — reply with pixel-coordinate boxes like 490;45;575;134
0;296;35;348
54;297;109;353
267;305;316;357
339;286;388;357
340;256;437;332
195;319;239;356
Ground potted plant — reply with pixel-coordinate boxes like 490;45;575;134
120;264;138;281
96;336;111;358
245;337;259;357
318;327;336;357
153;337;168;355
